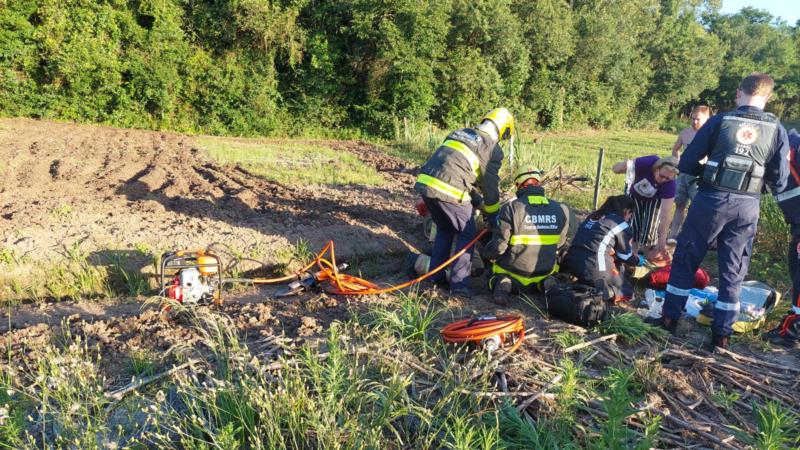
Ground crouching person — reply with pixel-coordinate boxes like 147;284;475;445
561;195;643;302
482;167;572;305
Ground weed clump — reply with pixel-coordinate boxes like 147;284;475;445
597;312;668;344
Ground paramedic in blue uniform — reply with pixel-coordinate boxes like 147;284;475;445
765;129;800;348
652;73;790;350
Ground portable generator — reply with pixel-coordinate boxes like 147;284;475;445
159;250;223;305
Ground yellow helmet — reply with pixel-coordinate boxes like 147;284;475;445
514;165;543;185
481;107;514;141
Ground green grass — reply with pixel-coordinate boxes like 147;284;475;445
710;385;741;412
0;243;159;304
552;329;584;349
49;203;74;221
126;349;157;378
389;124;678;210
595;367;661;450
2;298;796;448
597;312;668;344
197;137;385;186
513;129;676;209
739;400;800;450
369;289;442;349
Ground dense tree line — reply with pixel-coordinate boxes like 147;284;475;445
0;0;798;136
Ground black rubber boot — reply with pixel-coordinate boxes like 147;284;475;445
491;277;513;306
404;252;420;279
762;315;800;350
711;333;730;351
762;330;800;349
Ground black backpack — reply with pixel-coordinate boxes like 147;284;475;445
545;282;608;327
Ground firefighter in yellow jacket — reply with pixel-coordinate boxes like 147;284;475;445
414;108;513;297
482;167;572;305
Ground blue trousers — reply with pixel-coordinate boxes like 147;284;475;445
422;197;475;290
663;190;759;336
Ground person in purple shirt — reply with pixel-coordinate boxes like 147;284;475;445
611;155;679;257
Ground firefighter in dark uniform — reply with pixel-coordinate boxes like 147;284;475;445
414;108;513;297
765;129;800;348
561;195;642;301
652;73;790;350
482;167;573;305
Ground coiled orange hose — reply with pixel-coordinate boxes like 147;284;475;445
248;229;489;295
441;316;525;352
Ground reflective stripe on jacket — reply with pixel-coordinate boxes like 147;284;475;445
482;185;571;286
562;213;637;282
414;127;503;210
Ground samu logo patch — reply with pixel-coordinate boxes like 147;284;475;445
735;124;759;145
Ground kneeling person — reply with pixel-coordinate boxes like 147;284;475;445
561;195;641;302
482;167;572;305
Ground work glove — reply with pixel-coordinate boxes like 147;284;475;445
469;190;484;209
637;255;647;267
486;212;499;230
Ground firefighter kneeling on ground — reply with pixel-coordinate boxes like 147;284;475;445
481;167;573;306
765;128;800;349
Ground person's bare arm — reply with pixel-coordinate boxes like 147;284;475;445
671;135;683;158
611;160;629;174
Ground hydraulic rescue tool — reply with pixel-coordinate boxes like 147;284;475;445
275;263;349;297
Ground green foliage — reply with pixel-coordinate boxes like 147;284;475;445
635;4;724;126
6;0;792;135
592;367;661;450
701;7;799;117
750;195;791;293
738;400;800;450
23;326;111;448
597;312;669;344
710;385;741;411
370;290;442;348
46;242;109;301
0;370;25;449
553;330;584;349
126;348;156;378
491;399;578;449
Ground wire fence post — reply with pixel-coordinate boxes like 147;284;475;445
593;147;605;210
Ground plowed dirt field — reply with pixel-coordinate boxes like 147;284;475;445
0;118;420;262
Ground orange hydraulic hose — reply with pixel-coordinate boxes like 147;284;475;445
322;228;489;295
246;228;489;295
441;316;525;353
